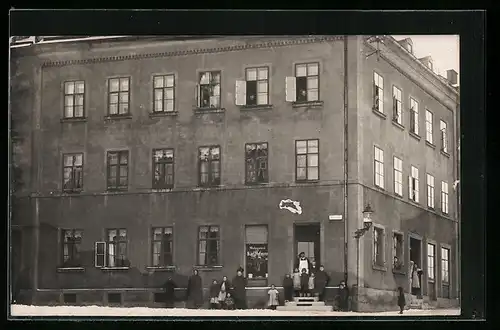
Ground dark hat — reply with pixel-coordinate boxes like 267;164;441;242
237;266;244;272
320;264;325;268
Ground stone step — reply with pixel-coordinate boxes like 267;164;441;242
293;297;318;302
286;301;326;307
277;305;333;312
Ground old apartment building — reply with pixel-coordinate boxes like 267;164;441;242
10;35;459;311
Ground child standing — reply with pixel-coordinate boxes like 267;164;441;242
308;272;315;297
283;274;293;302
292;268;301;297
300;268;310;297
224;292;235;310
397;286;406;314
218;276;230;309
267;284;280;310
209;279;219;309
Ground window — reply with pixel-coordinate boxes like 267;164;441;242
409;166;420;203
394;157;403;196
245;143;268;184
440;120;448;153
235;67;269;106
373;72;384;113
152;227;173;267
392;233;403;271
63;81;85;118
373;227;385;267
198;71;221;109
153;74;175;113
428;61;433;71
410;98;419;135
95;242;106;268
61;229;82;267
245;225;269;280
295;139;319;182
287;62;319;103
198;226;220;266
199;146;221;187
107;151;128;190
441;181;449;214
374;146;384;189
106;229;128;268
427;243;436;281
407;43;413;54
153;149;174;189
392;86;402;124
427;174;435;209
108;77;130;116
63;153;83;191
426;110;434;144
441;247;450;283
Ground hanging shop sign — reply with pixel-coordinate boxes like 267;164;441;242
279;199;302;214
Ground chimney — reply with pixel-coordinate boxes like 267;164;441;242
397;38;413;54
419;56;434;71
446;69;458;85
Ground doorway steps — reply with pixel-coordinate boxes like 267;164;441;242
277;296;333;312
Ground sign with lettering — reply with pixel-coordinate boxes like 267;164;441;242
246;244;268;279
279;199;303;214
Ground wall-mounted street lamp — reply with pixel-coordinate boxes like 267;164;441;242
355;203;374;291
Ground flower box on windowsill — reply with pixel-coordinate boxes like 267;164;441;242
426;141;436;149
101;267;130;272
409;131;421;141
392;120;405;130
60;117;87;123
440;149;450;158
372;108;387;119
193;107;226;114
146;266;176;272
292;100;324;109
193;265;223;271
149;111;179;118
57;267;85;273
372;264;387;272
104;114;133;121
240;104;273;111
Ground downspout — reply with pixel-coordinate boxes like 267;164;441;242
343;36;349;283
455;89;460;301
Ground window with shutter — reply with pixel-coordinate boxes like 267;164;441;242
95;241;106;268
285;76;296;102
235;80;247;106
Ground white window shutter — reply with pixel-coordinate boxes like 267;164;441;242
409;176;413;200
195;84;200;108
95;241;106;268
235;80;246;106
285;77;296;102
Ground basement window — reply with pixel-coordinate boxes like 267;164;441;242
107;292;122;304
63;293;77;304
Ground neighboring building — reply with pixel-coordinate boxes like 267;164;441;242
9;35;459;311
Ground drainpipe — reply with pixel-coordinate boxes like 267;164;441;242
454;89;460;301
343;35;349;284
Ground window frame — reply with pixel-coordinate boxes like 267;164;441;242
106;150;129;191
440;246;450;284
152;148;175;189
151;226;174;267
244;225;269;280
244;66;270;106
107;77;131;116
373;71;384;113
197;225;221;267
198;145;222;188
245;142;269;185
372;225;386;269
105;228;129;268
409;97;419;135
392;85;403;124
427;173;435;209
374;146;384;189
63;80;85;119
198;71;222;109
410;165;420;203
62;153;84;192
425;109;434;144
294;62;320;103
152;74;176;113
427;242;436;282
61;229;83;268
441;181;449;214
295;139;320;183
440;120;448;153
393;156;403;197
392;231;404;272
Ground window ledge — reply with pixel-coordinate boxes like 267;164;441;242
106;188;129;193
240;104;273;111
193;265;223;271
149;111;178;118
60;117;87;123
374;185;385;192
57;267;85;273
104;115;133;121
409;131;421;141
440;150;450;158
409;199;420;206
292;100;324;108
101;267;130;272
392;120;405;130
194;107;226;114
394;193;404;199
62;189;83;194
428;206;436;211
146;266;176;272
245;182;269;186
295;180;320;184
372;109;387;119
194;185;224;191
152;188;174;193
372;264;387;272
428;279;436;283
426;141;436;149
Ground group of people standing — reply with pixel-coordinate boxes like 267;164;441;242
163;267;248;310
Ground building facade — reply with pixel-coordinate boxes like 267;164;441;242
9;35;459;311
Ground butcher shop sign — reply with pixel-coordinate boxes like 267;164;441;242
279;199;302;215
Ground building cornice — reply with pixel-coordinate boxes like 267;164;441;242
41;36;344;68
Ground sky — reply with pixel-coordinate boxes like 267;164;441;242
392;35;460;78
